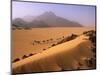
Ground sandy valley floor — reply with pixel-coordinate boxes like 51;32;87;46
12;27;94;60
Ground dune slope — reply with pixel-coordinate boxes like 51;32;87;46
12;35;93;74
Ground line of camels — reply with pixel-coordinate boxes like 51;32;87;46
12;34;77;63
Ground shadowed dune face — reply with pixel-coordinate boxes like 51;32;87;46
12;35;94;74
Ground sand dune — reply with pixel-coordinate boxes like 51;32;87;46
12;35;93;73
12;27;94;60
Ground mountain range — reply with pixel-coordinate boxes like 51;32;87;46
12;11;83;28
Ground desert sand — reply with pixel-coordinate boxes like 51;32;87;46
12;27;94;60
12;34;94;73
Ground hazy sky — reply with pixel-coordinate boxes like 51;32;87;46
12;1;96;26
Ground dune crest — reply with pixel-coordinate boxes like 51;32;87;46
12;35;93;73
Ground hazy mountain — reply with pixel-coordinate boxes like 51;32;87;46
35;11;82;27
22;16;36;22
12;11;83;28
12;18;49;28
29;20;49;28
12;18;28;27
